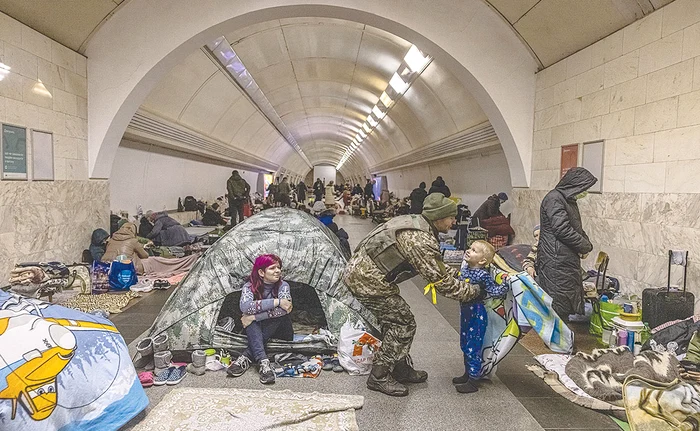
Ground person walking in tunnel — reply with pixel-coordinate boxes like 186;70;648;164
343;193;482;397
409;182;428;214
227;170;251;226
428;176;451;197
277;177;292;207
537;167;597;320
296;180;307;204
267;177;279;207
313;178;324;202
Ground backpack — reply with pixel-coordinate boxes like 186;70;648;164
183;196;197;211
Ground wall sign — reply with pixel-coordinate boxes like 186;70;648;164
560;144;579;179
32;130;54;181
2;124;27;180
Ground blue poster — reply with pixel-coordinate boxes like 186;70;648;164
2;124;27;179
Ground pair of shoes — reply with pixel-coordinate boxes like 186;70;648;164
187;350;207;375
259;358;275;385
331;355;344;373
130;281;153;293
226;354;251;377
133;333;170;370
366;365;408;397
153;279;171;290
455;379;479;393
154;365;187;386
392;356;428;384
139;372;154;388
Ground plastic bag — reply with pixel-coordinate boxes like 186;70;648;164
337;321;381;375
589;301;623;337
108;260;138;291
91;261;111;294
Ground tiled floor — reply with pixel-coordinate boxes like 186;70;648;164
115;213;621;430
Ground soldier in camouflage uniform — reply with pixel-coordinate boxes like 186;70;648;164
344;193;482;396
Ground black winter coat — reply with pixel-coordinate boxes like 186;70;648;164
409;187;428;214
428;178;451;197
297;182;307;202
471;194;502;227
536;167;597;317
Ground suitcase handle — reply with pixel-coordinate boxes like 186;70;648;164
667;250;689;292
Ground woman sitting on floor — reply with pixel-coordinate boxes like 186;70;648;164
102;222;198;275
227;254;294;384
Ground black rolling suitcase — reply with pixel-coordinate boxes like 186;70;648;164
642;250;693;330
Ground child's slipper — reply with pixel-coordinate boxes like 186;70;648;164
138;371;154;388
167;365;187;385
153;367;172;386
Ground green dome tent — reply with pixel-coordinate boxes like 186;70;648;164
147;208;378;353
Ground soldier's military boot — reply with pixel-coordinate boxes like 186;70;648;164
392;356;428;383
366;365;409;396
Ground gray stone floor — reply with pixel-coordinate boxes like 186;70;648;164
117;214;621;431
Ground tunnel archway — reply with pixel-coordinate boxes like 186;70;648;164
86;0;538;186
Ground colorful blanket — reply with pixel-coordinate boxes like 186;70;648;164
512;273;574;354
0;291;147;430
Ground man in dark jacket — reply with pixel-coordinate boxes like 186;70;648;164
313;178;324;202
327;222;351;256
364;179;375;201
202;204;226;226
296;181;307;203
408;182;428;214
537;167;597;319
89;228;110;262
227;170;251;226
428;176;451;197
471;192;507;227
146;211;192;246
277;177;292;207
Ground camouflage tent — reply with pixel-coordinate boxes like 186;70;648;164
148;208;378;353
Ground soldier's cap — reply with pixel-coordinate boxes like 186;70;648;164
422;193;457;221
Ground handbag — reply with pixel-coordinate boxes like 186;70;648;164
243;202;252;217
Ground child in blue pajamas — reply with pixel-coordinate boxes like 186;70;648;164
454;240;509;393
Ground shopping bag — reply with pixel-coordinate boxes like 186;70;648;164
337;321;381;375
108;260;138;291
589;300;623;337
91;261;111;294
243;202;252;217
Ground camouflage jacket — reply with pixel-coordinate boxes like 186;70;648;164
344;227;481;302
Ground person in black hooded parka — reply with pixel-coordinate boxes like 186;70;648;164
536;167;597;319
409;182;428;214
428;176;451;197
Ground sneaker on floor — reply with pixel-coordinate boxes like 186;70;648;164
167;365;187;385
226;355;251;377
153;367;172;386
259;359;275;385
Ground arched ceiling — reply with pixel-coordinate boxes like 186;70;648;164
136;18;489;176
0;0;674;67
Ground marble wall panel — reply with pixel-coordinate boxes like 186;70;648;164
0;180;109;281
603;192;642;221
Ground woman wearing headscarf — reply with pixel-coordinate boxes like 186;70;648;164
537;167;597;318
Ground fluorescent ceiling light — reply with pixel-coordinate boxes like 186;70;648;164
389;73;408;94
405;45;430;72
372;105;385;119
359;130;367;139
380;91;392;107
362;123;371;133
355;133;363;142
367;115;378;127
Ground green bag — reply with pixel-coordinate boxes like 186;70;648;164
589;301;623;337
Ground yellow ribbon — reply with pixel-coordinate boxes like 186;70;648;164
424;283;437;304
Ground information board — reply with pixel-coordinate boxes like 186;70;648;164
32;130;54;181
2;124;27;179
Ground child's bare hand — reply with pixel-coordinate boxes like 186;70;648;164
280;298;293;312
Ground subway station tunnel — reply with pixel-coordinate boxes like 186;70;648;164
1;0;700;429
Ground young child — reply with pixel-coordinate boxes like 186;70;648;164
227;254;294;384
522;224;540;278
453;240;509;393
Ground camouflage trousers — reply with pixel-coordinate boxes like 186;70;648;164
355;294;416;369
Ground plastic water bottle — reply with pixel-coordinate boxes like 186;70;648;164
618;330;628;348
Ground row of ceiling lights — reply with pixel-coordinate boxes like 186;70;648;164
336;45;432;171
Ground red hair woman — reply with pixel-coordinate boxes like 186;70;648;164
226;254;293;384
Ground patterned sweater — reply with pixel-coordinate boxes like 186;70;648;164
239;281;292;321
458;265;509;301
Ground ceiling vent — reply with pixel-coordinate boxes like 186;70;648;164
125;110;280;172
370;122;500;174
